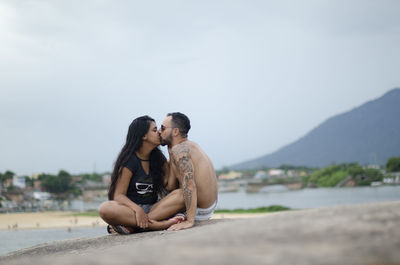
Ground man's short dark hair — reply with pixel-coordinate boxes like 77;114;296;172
167;112;191;138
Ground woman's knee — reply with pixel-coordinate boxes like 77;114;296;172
99;201;117;220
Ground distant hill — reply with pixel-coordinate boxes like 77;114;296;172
231;88;400;169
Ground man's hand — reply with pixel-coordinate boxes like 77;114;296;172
167;220;194;231
135;207;149;229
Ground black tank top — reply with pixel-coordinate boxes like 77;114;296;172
122;154;157;204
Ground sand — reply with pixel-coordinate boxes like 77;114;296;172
0;212;106;230
0;211;270;230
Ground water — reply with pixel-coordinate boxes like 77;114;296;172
0;227;106;256
217;185;400;209
1;185;399;256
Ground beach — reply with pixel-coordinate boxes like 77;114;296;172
0;212;106;230
0;211;270;231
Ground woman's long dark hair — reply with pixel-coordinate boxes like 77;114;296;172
108;115;166;200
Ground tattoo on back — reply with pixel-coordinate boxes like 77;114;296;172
172;143;194;213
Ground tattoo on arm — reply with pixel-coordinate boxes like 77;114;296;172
172;144;194;213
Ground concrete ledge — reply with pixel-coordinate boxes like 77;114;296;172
1;201;400;265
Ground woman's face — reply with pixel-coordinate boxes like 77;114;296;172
144;121;161;146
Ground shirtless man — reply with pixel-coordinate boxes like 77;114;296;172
148;112;218;231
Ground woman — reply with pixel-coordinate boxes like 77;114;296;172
99;115;183;234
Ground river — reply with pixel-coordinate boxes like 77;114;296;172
216;185;400;209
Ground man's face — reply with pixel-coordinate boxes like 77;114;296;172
159;116;174;146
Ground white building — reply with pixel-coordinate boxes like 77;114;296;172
268;169;285;177
13;176;26;189
33;191;51;200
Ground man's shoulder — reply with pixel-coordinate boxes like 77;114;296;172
171;141;191;157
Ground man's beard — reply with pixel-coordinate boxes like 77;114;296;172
160;133;172;146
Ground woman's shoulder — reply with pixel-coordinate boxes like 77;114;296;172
122;153;140;172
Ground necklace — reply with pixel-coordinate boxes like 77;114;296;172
136;153;150;161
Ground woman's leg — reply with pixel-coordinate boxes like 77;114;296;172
99;200;180;231
99;201;138;227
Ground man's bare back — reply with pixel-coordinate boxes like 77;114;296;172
169;140;218;209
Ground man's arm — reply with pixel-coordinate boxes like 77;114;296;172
168;143;197;230
163;161;178;192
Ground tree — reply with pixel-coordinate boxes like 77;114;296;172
25;176;34;188
39;170;77;199
354;168;383;186
1;170;15;183
386;157;400;172
348;164;364;177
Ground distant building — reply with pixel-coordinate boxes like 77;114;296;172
299;171;308;177
383;176;400;184
102;174;111;185
72;176;83;183
268;169;285;178
389;172;400;178
254;171;268;179
13;176;26;189
218;171;242;180
33;191;51;200
3;178;13;188
33;180;42;190
287;170;300;177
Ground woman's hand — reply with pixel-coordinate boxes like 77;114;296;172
135;207;149;229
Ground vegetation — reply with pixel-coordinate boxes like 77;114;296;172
0;170;15;184
304;163;384;187
278;164;316;171
215;205;290;214
386;157;400;172
39;170;82;199
79;172;104;183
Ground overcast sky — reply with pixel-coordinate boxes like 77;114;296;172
1;0;399;175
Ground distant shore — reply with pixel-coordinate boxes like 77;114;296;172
0;211;274;231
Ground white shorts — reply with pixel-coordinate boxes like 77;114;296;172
195;200;217;221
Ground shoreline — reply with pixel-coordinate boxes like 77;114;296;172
0;211;105;231
0;211;272;231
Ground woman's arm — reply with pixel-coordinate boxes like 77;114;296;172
163;161;178;192
113;167;149;228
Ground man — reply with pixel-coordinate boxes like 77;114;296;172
148;112;218;231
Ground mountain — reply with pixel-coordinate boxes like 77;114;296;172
231;88;400;169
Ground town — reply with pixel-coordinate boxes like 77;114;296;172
1;157;400;213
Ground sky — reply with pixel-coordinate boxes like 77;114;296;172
1;0;400;175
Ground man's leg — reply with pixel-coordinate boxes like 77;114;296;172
148;189;185;221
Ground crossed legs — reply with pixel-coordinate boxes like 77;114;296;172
99;189;185;231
